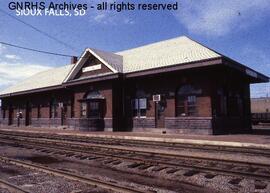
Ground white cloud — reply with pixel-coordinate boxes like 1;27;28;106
175;0;270;36
91;11;135;25
94;13;107;23
5;54;21;60
123;18;134;25
0;62;52;90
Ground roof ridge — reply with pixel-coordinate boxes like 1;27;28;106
116;35;189;54
90;47;122;56
185;36;223;57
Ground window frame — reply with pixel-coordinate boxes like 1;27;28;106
81;102;87;118
176;95;198;117
176;85;200;117
132;98;147;118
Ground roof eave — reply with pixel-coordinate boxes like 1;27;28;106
124;57;223;78
222;57;269;83
0;85;63;98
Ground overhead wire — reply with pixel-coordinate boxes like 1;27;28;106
0;41;77;58
0;8;78;52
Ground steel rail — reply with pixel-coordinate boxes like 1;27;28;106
0;156;149;193
0;130;270;157
3;135;270;168
1;137;270;182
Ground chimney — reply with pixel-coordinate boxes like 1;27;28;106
71;56;78;64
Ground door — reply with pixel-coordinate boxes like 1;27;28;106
87;99;105;130
25;102;32;126
155;102;165;128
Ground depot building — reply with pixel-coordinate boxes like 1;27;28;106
0;36;268;134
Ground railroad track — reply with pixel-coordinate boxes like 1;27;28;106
0;130;270;157
0;178;32;193
0;134;270;182
0;155;148;193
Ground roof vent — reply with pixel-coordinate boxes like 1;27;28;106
71;56;78;64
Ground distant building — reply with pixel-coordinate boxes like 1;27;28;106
251;97;270;113
0;36;269;134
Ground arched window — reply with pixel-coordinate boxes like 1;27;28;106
85;90;104;100
176;85;201;116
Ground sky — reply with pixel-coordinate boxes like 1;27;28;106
0;0;270;97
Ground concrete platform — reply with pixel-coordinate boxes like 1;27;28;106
1;126;270;149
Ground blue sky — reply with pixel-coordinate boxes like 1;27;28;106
0;0;270;97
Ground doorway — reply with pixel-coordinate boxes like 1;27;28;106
87;99;105;130
88;100;104;118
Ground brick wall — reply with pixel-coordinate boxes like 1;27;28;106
133;117;155;128
0;65;253;134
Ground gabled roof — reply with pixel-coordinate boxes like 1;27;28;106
64;48;122;82
0;36;268;97
117;36;221;73
91;48;123;72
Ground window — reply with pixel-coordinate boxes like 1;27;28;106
81;102;87;118
50;100;58;118
176;96;197;116
176;85;200;117
133;98;147;117
187;95;197;116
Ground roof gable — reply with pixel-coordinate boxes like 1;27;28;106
64;48;122;82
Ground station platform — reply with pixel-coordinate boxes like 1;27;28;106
0;126;270;149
